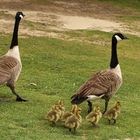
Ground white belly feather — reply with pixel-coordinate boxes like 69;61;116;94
111;64;122;80
5;46;22;81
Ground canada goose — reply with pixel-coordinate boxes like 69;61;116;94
104;101;121;124
71;33;128;113
86;106;102;127
0;12;26;101
65;107;82;133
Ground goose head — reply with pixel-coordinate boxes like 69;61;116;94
15;12;25;21
112;33;128;42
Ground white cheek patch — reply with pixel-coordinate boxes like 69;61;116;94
87;94;104;101
19;15;24;19
115;35;122;41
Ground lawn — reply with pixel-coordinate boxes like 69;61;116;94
0;30;140;140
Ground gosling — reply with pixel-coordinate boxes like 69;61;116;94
46;105;62;126
104;101;121;124
86;106;102;127
61;105;77;122
55;100;65;119
65;107;82;133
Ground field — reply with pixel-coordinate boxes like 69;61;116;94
0;0;140;140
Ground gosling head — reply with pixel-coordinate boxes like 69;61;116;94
71;105;78;113
95;106;101;113
56;100;64;106
76;107;82;114
115;101;121;107
52;105;60;111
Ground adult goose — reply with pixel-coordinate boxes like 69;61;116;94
0;12;27;101
71;33;128;113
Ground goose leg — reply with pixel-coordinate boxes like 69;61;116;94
103;99;109;114
108;119;111;124
7;83;27;102
113;119;116;124
87;101;92;113
51;122;56;127
73;128;76;134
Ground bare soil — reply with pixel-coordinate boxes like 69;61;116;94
0;0;139;38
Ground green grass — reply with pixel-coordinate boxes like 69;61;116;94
0;30;140;140
32;0;140;11
98;0;140;11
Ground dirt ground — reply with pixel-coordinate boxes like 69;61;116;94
0;0;139;37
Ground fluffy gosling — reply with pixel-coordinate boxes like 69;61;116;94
86;106;102;127
46;100;65;125
104;101;121;124
61;105;77;122
46;105;62;126
55;100;65;118
56;100;64;107
65;107;82;133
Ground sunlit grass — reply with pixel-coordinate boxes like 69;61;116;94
0;30;139;139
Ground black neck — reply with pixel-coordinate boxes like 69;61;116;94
110;38;119;68
10;19;20;49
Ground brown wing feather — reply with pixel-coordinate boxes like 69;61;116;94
0;56;18;84
0;56;18;70
75;70;120;98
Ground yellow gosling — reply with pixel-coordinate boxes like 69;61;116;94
61;105;77;122
46;105;61;126
56;100;64;106
104;101;121;124
50;100;65;119
65;107;82;133
86;106;102;127
55;102;65;118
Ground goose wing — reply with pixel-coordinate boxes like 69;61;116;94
0;56;18;84
0;56;18;70
71;70;121;104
